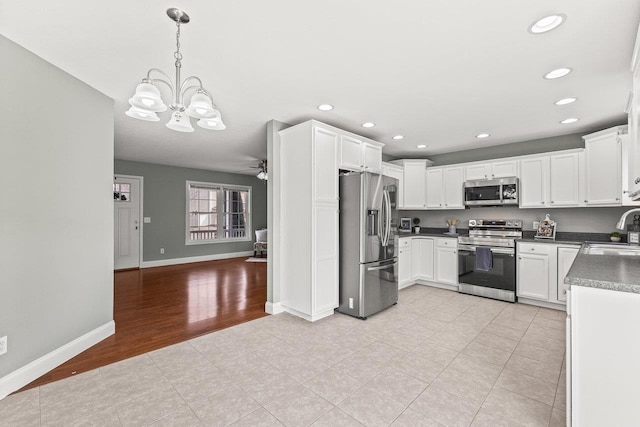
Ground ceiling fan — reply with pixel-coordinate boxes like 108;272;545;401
236;160;268;180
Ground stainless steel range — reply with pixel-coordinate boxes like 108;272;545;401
457;219;522;302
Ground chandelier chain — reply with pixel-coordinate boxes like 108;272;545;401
174;22;183;62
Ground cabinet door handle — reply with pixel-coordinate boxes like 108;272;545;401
616;198;620;201
584;200;588;203
491;174;494;177
551;201;554;204
635;177;640;185
518;257;522;260
563;290;567;295
453;250;456;254
542;201;545;204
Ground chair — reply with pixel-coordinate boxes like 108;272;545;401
254;229;268;257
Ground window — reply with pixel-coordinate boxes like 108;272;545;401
186;181;251;244
113;183;130;202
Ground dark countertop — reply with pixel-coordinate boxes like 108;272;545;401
565;245;640;294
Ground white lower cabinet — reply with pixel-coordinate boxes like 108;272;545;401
398;238;413;289
557;246;580;302
517;242;580;308
570;286;640;425
397;236;457;289
435;238;458;286
412;237;435;281
517;243;551;300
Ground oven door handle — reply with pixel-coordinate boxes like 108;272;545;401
458;246;515;255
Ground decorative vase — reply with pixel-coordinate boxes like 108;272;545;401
610;236;621;242
414;226;421;234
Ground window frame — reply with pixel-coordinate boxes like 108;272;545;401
185;180;252;245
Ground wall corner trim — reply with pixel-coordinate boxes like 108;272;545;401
265;301;284;315
0;321;115;400
140;251;254;268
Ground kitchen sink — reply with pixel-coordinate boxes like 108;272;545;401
582;242;640;256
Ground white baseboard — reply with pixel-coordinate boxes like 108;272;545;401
281;305;335;322
141;251;254;268
517;297;566;311
265;301;284;315
0;321;115;400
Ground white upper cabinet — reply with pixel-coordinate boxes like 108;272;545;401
520;156;550;208
583;127;622;206
338;135;383;173
425;168;444;208
465;163;491;180
425;166;464;209
492;160;518;178
628;26;640;200
549;152;581;207
396;159;431;209
443;166;465;209
339;135;364;171
465;160;517;180
363;142;383;173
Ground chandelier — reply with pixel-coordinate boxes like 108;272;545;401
256;160;268;181
125;8;225;133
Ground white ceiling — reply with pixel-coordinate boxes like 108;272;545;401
1;1;639;174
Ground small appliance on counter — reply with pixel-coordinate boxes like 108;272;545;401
399;217;412;233
628;215;640;245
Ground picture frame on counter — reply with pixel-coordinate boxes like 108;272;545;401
535;214;556;240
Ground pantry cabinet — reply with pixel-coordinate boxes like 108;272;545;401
279;121;340;321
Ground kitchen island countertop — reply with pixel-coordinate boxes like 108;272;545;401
565;245;640;294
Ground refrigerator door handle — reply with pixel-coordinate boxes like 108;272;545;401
385;189;392;246
381;190;390;247
367;261;398;271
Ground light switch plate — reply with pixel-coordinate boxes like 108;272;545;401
144;217;151;223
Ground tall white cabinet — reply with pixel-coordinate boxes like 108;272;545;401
278;121;340;321
583;127;623;206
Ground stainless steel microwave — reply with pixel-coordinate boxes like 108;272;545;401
464;177;519;207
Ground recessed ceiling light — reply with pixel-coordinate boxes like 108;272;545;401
555;97;577;105
361;122;375;128
529;14;566;34
544;68;572;79
392;135;404;140
476;133;490;139
417;144;427;148
317;104;333;111
560;118;579;124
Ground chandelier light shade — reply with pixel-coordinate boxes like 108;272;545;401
126;8;225;132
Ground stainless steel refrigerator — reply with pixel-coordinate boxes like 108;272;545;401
337;171;398;319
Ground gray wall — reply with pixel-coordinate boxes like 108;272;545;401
0;37;114;381
405;206;631;234
114;160;267;262
427;133;586;166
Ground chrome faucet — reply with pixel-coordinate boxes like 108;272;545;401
615;208;640;230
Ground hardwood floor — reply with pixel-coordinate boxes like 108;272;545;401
19;257;268;391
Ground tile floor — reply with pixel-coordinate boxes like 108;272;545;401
0;285;567;426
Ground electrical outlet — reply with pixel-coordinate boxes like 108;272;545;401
533;221;540;230
0;336;7;355
160;248;165;254
349;298;354;309
143;217;151;223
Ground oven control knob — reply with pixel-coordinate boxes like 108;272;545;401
507;221;512;226
469;220;476;226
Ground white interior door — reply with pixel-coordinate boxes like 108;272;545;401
114;175;141;269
